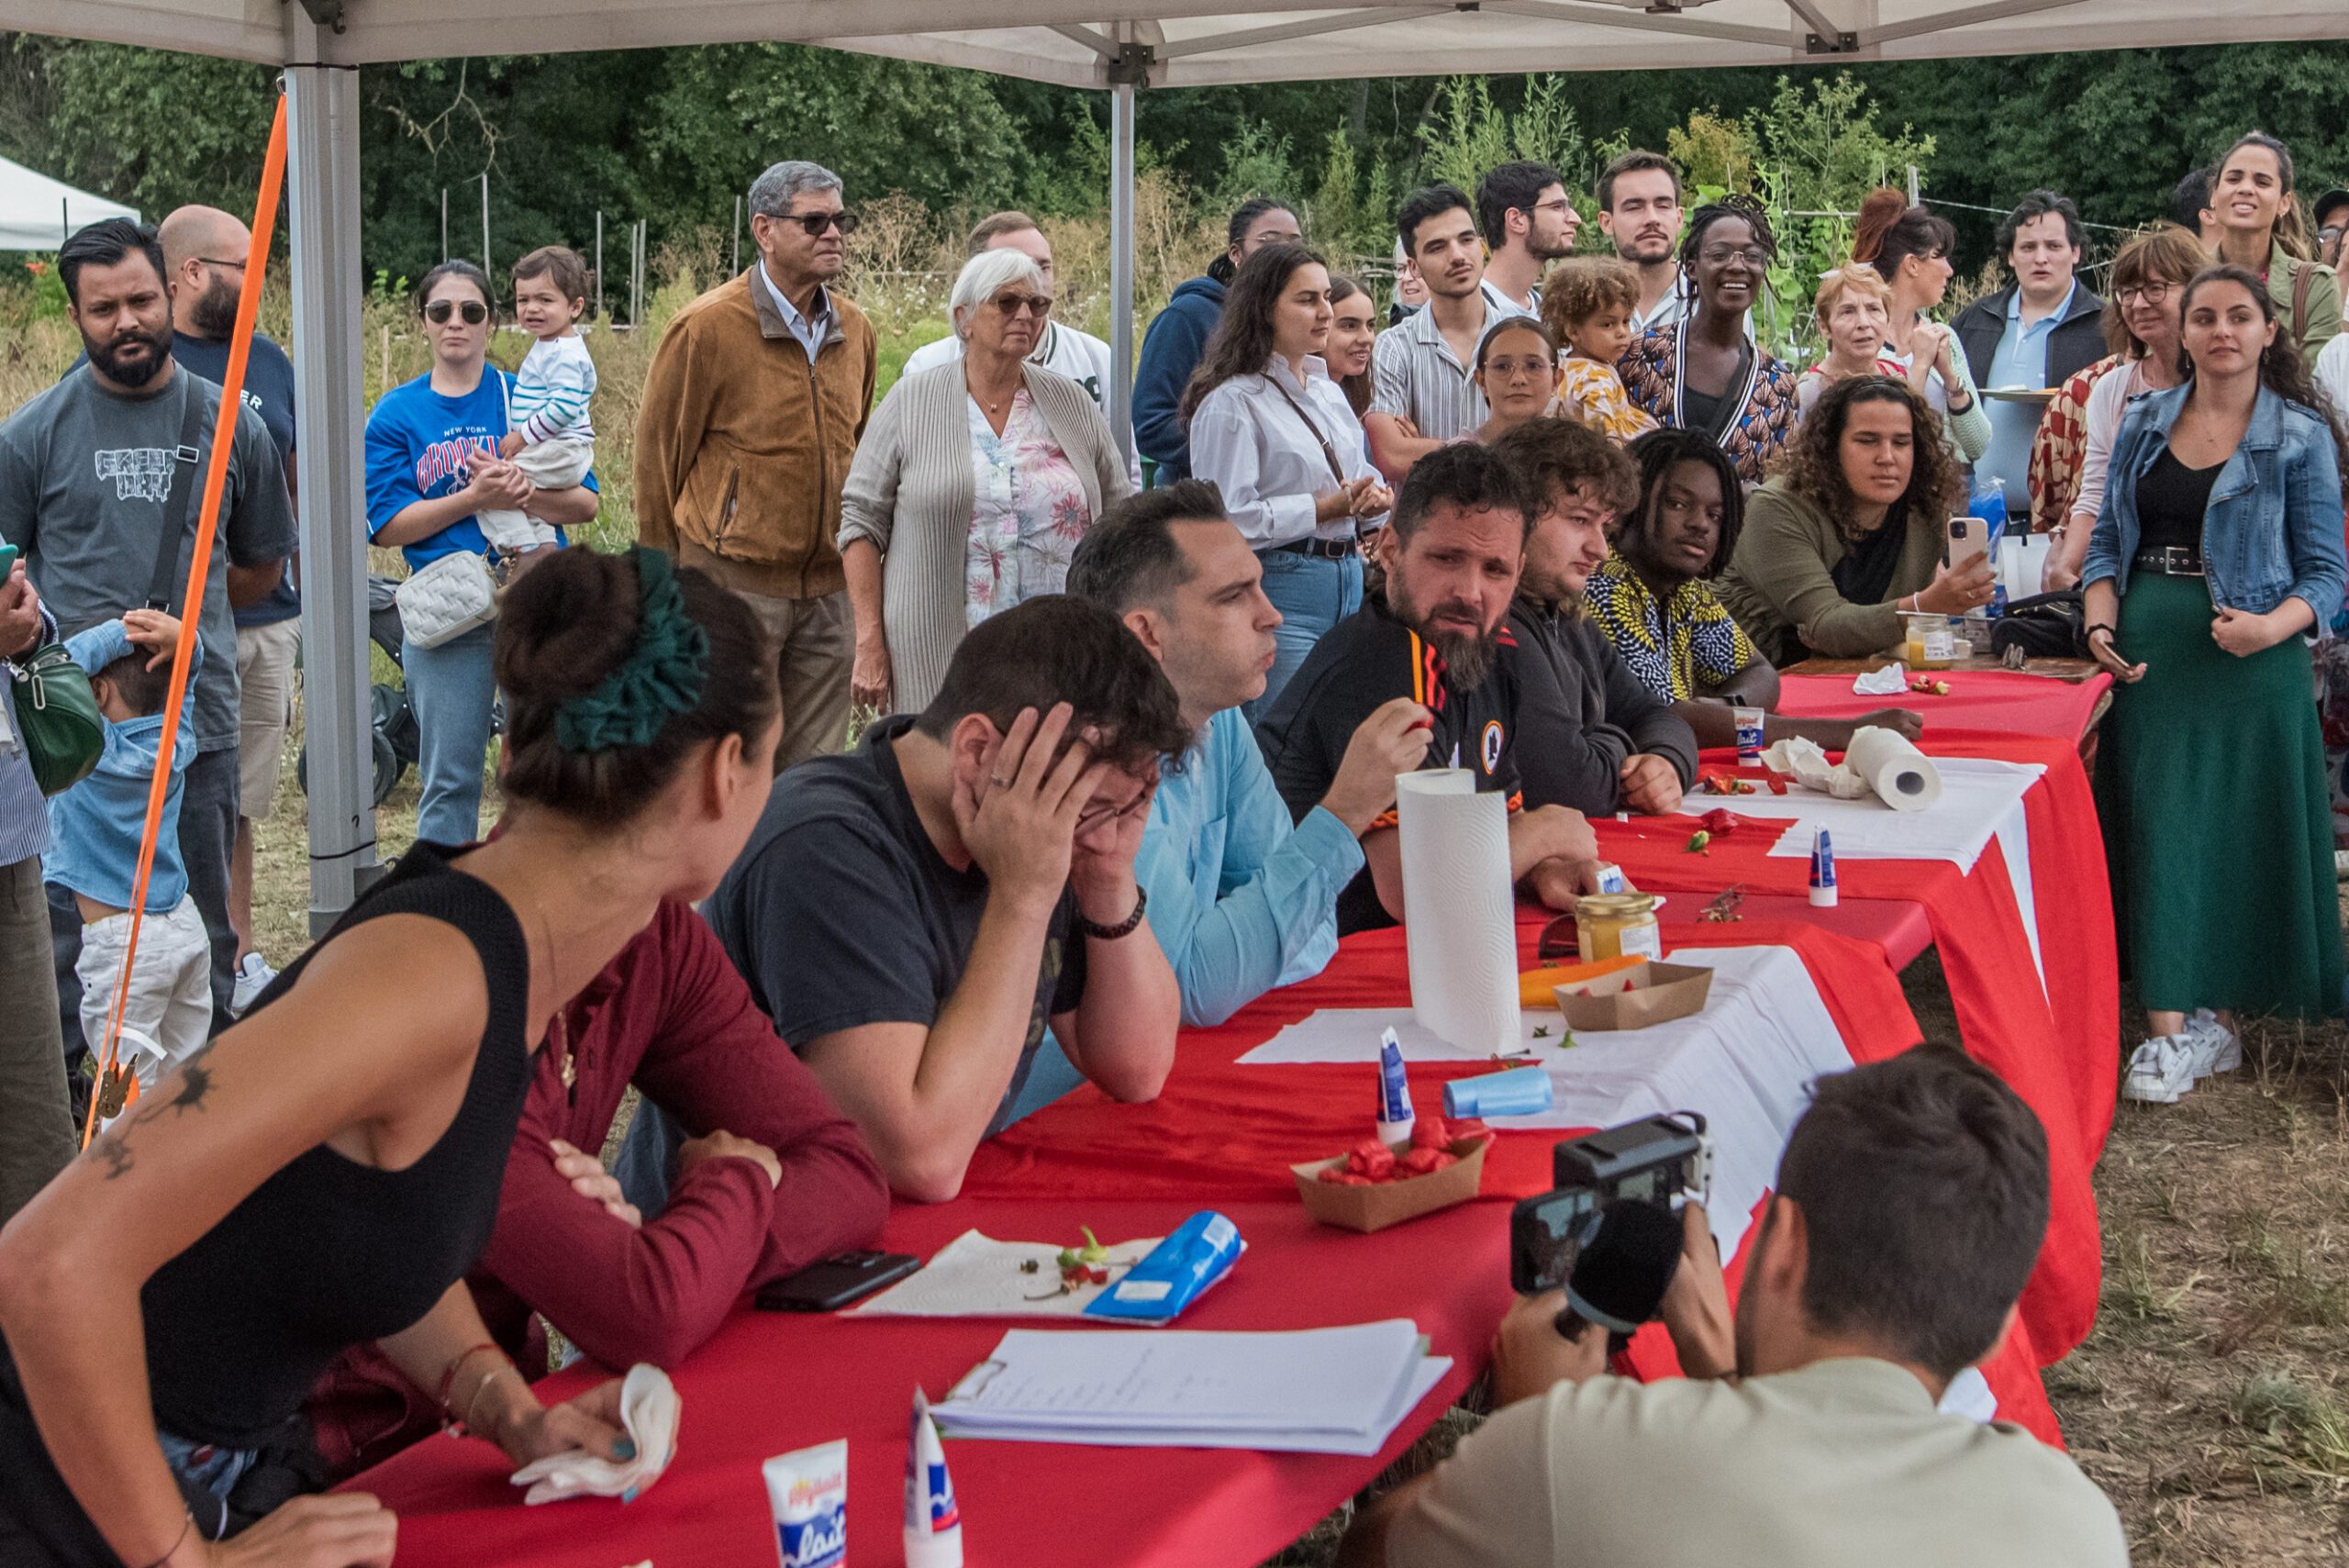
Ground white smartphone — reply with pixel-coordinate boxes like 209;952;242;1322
1947;515;1990;575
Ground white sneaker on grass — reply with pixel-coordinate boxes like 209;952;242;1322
2183;1009;2241;1080
230;951;278;1016
2122;1036;2196;1105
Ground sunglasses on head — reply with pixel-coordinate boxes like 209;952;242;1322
774;210;860;238
425;299;489;325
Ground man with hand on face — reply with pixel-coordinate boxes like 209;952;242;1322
702;595;1188;1203
1596;150;1687;337
1339;1046;2128;1568
1256;443;1604;935
0;219;291;1065
1953;191;2105;514
1487;419;1695;817
1070;483;1434;1027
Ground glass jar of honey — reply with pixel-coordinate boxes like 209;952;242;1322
1902;612;1957;670
1575;894;1663;962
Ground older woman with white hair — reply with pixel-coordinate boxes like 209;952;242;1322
839;248;1131;714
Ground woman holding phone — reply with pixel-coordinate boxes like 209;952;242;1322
2083;264;2348;1105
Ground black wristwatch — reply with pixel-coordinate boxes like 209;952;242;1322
2085;623;2117;642
1077;884;1149;941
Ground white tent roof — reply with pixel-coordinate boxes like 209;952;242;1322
15;0;2349;81
0;152;138;253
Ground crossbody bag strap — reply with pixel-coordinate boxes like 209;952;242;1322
1264;373;1348;487
2292;261;2316;348
147;376;213;612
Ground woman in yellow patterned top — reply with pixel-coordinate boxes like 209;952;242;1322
1586;428;1920;749
1541;258;1659;442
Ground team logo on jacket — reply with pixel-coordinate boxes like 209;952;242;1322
1481;721;1504;773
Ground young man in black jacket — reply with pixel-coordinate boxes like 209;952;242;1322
1952;191;2106;513
1486;418;1696;817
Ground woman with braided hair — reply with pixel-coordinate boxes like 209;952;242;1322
0;547;784;1568
1619;195;1800;484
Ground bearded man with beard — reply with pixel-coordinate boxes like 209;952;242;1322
1255;442;1603;934
0;218;292;1086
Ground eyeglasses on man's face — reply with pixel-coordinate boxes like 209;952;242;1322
775;209;860;238
990;293;1054;319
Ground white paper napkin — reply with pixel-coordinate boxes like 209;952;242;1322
508;1363;680;1506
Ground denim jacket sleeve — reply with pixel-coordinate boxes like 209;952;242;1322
2281;417;2349;627
2080;405;2148;593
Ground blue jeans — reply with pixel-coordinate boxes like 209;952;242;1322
404;625;497;846
1247;549;1364;721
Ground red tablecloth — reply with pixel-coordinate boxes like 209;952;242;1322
351;912;2064;1568
1596;735;2117;1357
1778;669;2112;742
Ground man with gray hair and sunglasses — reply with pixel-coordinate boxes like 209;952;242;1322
637;159;877;769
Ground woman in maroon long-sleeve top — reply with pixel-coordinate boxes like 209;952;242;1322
310;899;888;1475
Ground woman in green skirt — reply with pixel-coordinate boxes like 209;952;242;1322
2084;263;2349;1105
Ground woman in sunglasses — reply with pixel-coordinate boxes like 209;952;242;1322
364;261;600;846
2033;228;2210;590
838;250;1131;717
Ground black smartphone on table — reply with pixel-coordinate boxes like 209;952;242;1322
754;1250;921;1312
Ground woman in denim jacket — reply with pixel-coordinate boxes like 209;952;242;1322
2083;265;2349;1105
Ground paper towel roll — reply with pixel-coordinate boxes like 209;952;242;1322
1396;769;1523;1054
1844;726;1943;812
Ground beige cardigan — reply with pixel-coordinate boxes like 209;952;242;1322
838;360;1132;712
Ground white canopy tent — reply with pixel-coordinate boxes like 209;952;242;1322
2;0;2342;927
0;152;138;254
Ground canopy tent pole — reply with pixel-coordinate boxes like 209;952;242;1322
1108;74;1136;469
285;41;384;933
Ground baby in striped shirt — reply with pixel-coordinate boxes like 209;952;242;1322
483;244;597;553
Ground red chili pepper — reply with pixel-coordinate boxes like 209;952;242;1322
1409;1114;1451;1150
1700;807;1741;836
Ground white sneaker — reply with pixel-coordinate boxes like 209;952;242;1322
2122;1036;2196;1105
2183;1009;2242;1079
230;951;278;1015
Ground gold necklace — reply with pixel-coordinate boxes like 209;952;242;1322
529;899;577;1103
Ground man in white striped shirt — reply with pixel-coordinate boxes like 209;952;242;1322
1367;183;1523;484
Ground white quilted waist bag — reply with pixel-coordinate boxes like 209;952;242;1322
395;550;501;650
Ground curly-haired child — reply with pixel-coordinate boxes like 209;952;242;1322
1540;257;1659;442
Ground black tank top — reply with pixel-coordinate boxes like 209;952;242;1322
139;842;533;1448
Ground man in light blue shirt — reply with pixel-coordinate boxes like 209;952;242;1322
1069;483;1432;1027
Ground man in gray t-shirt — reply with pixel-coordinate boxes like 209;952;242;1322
0;218;292;1052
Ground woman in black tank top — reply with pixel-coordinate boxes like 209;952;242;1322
0;548;781;1568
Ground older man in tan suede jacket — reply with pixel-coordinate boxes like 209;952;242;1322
637;159;877;769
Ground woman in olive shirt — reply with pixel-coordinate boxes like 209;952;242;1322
1719;377;1991;666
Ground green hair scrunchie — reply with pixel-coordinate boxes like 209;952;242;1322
553;547;710;753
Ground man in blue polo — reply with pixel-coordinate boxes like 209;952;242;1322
1954;192;2106;516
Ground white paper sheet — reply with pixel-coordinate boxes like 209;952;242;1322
1237;947;1854;1263
846;1230;1160;1319
932;1321;1444;1455
1722;756;2042;872
930;1358;1453;1455
1397;771;1522;1055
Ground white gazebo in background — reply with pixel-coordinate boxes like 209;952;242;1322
3;0;2343;928
0;152;139;253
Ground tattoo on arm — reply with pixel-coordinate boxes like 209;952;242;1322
129;1060;215;1128
93;1137;132;1181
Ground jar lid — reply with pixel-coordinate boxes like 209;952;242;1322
1575;893;1658;918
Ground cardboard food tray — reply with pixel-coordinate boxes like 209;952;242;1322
1552;961;1712;1031
1291;1134;1493;1234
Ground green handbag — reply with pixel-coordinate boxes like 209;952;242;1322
7;642;105;795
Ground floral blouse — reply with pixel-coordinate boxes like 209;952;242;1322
965;389;1091;627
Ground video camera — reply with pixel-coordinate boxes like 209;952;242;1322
1508;1113;1713;1349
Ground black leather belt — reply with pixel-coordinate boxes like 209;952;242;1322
1266;537;1360;560
2133;545;2204;577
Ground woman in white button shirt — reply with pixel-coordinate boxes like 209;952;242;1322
1185;242;1392;714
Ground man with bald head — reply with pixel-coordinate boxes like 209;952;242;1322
159;205;301;1018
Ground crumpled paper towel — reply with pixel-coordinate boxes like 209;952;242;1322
509;1363;680;1506
1760;736;1871;799
1851;663;1912;696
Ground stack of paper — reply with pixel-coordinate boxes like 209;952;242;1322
930;1320;1449;1456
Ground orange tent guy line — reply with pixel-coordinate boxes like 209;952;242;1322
82;92;288;1150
